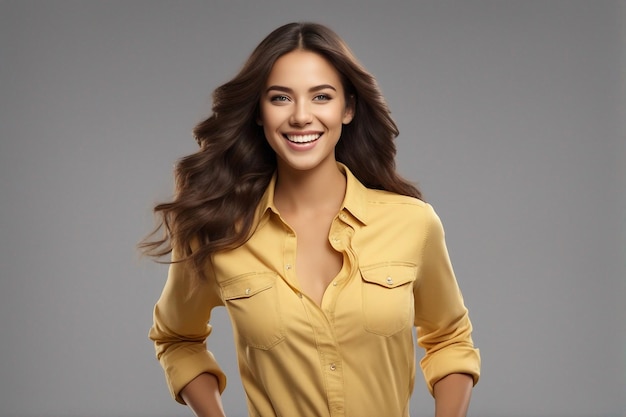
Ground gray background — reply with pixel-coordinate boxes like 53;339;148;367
1;1;624;416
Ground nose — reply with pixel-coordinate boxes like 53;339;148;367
289;101;313;126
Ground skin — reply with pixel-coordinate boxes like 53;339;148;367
180;49;473;417
434;373;474;417
258;49;354;305
258;50;353;176
181;373;226;417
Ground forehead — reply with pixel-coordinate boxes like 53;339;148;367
265;50;343;88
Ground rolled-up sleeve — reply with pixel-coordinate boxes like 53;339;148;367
414;204;481;395
148;250;227;404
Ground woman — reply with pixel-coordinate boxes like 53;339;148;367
143;22;480;417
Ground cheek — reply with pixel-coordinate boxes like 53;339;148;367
262;125;277;146
319;106;348;126
260;116;283;149
259;106;286;129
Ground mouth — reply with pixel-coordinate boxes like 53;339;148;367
283;133;322;144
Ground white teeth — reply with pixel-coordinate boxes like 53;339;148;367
285;134;321;143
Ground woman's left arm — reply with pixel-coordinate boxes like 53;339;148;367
433;373;474;417
413;204;480;412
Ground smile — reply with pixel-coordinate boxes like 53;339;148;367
284;133;322;144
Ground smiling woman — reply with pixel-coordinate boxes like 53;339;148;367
259;50;354;175
141;22;480;417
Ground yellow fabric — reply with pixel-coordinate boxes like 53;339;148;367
149;164;480;417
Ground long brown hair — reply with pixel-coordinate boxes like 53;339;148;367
140;22;421;277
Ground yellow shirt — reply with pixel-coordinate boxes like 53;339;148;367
149;164;480;417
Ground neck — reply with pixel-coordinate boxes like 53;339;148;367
273;162;346;216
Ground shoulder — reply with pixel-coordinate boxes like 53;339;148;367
341;163;438;227
365;188;433;215
363;188;442;232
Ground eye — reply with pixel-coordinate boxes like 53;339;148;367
313;94;331;101
270;95;290;103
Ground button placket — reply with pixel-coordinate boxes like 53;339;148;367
282;226;297;287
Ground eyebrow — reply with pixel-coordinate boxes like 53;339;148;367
265;84;337;94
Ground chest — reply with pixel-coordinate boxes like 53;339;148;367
283;213;343;305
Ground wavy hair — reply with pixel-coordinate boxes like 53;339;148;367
140;22;422;278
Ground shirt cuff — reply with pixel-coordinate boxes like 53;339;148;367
420;346;481;396
161;348;227;404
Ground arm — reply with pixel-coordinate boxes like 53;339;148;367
414;205;480;402
433;373;473;417
180;373;227;417
149;247;227;407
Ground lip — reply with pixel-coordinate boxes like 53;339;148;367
282;131;323;144
281;131;322;151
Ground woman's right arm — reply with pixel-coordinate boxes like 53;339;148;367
181;373;227;417
149;249;227;411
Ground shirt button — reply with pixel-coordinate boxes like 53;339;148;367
332;281;337;286
286;264;292;270
297;292;303;298
386;276;393;285
329;363;336;371
245;288;251;295
339;213;347;220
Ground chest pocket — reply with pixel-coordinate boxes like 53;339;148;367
360;262;417;337
221;272;285;350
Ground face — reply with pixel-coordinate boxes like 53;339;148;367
258;49;354;174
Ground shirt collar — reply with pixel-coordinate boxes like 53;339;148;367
256;162;369;226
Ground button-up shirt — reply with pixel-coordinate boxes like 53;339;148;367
149;164;480;417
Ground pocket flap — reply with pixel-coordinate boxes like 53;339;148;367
222;273;276;300
360;263;417;288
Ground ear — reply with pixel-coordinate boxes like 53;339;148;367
342;95;355;125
